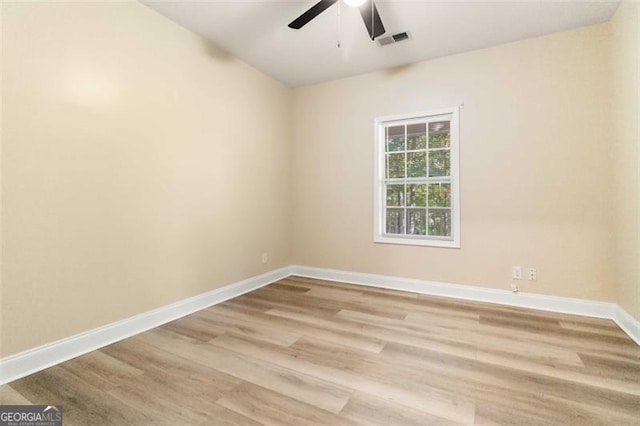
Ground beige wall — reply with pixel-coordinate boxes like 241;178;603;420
1;1;292;357
611;1;640;321
0;2;3;359
292;24;615;302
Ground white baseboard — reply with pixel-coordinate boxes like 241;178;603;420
0;266;291;386
290;265;640;345
2;264;638;386
612;304;640;345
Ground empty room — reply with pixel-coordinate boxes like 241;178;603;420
0;0;639;424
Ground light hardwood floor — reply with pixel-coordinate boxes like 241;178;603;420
1;276;639;425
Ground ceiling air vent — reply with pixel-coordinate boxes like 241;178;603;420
377;31;410;47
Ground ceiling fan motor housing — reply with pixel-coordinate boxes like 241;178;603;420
289;0;386;40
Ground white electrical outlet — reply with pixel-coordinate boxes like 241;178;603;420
527;268;537;281
512;266;522;280
262;253;268;264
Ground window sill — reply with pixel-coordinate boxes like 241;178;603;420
374;235;460;249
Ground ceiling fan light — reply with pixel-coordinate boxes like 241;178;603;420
343;0;367;7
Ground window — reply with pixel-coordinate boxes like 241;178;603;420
374;108;460;248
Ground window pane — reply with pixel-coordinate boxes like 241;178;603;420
406;209;427;235
429;121;450;149
406;184;426;207
386;153;405;178
407;152;426;177
386;125;405;152
386;208;404;234
386;184;404;207
428;183;451;207
428;209;451;237
407;123;426;150
429;150;450;177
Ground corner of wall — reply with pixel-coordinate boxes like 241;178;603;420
610;1;640;322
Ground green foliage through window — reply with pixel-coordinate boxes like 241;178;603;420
386;125;405;152
407;152;426;177
428;183;450;207
386;154;405;178
382;116;454;240
407;184;426;207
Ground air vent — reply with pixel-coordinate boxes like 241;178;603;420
392;32;409;42
377;31;410;47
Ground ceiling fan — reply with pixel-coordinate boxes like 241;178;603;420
288;0;385;40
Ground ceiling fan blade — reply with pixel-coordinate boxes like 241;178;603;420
289;0;339;29
359;0;385;39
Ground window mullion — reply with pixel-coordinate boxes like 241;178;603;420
403;124;408;235
426;121;431;236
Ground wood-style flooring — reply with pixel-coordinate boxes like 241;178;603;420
1;276;639;425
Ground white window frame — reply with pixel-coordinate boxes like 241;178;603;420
373;107;460;248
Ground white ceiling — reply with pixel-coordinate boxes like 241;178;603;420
142;0;620;87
